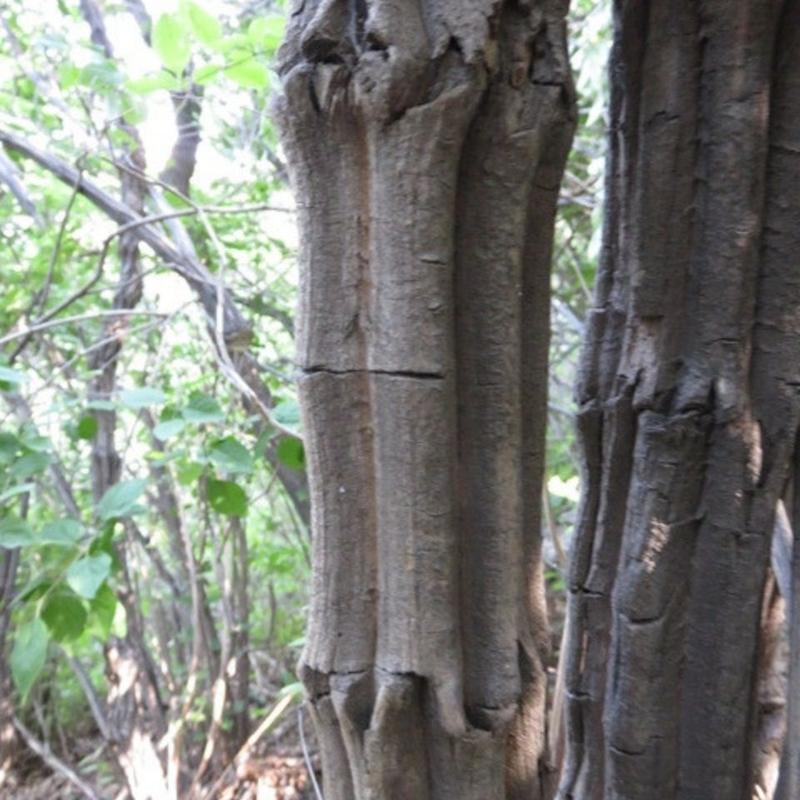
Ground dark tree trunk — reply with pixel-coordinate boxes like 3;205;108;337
0;549;20;790
559;2;800;799
276;1;575;798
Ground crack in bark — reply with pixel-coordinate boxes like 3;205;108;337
302;366;444;380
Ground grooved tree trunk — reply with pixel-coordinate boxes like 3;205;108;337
559;2;800;799
276;1;575;797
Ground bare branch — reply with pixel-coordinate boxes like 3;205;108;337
13;717;104;800
0;128;251;344
201;693;296;800
0;147;43;226
0;309;169;347
67;657;111;742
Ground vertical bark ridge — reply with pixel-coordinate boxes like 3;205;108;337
558;2;650;794
758;3;800;797
675;5;783;798
277;0;575;797
560;1;800;799
508;90;577;800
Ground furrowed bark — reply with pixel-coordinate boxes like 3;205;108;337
558;2;800;799
276;1;575;797
0;548;20;791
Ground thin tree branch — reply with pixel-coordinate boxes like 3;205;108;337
0;128;250;343
201;693;296;800
0;309;169;347
66;657;111;742
13;717;104;800
299;706;324;800
0;147;43;226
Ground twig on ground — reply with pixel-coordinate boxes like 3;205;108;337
13;716;104;800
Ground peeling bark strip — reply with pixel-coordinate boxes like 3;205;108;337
559;1;800;799
275;1;575;797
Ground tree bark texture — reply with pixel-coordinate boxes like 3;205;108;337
559;2;800;799
276;1;575;797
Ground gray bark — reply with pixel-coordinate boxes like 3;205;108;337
276;1;575;798
559;2;800;799
0;549;20;788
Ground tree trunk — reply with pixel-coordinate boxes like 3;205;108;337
0;549;20;790
276;1;575;798
559;2;800;799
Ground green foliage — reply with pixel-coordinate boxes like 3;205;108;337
154;414;187;441
89;584;118;639
10;618;49;701
128;0;282;94
223;57;270;90
153;14;192;74
76;414;99;440
187;2;222;46
97;479;147;521
39;519;83;546
12;450;51;480
207;479;248;517
0;365;27;388
66;554;112;599
0;517;35;548
277;437;304;471
209;436;253;474
42;587;87;642
272;399;301;435
119;387;166;409
183;392;226;423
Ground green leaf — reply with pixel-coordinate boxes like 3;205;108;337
87;399;116;411
187;2;221;45
177;461;204;485
209;436;253;474
90;524;115;559
194;63;221;84
154;418;186;441
38;519;83;546
276;437;305;471
127;71;183;94
0;365;27;387
207;479;247;517
0;483;34;506
79;61;122;90
89;583;117;640
18;579;51;604
41;588;87;642
0;433;20;464
247;15;285;51
97;479;147;521
215;33;249;53
272;399;301;435
153;13;192;73
11;451;50;480
67;554;112;599
19;428;50;451
10;618;49;701
183;392;225;423
0;516;34;548
76;415;99;440
252;428;270;460
224;56;270;89
58;63;81;89
119;387;166;409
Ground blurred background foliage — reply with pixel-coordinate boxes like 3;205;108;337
0;0;609;796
